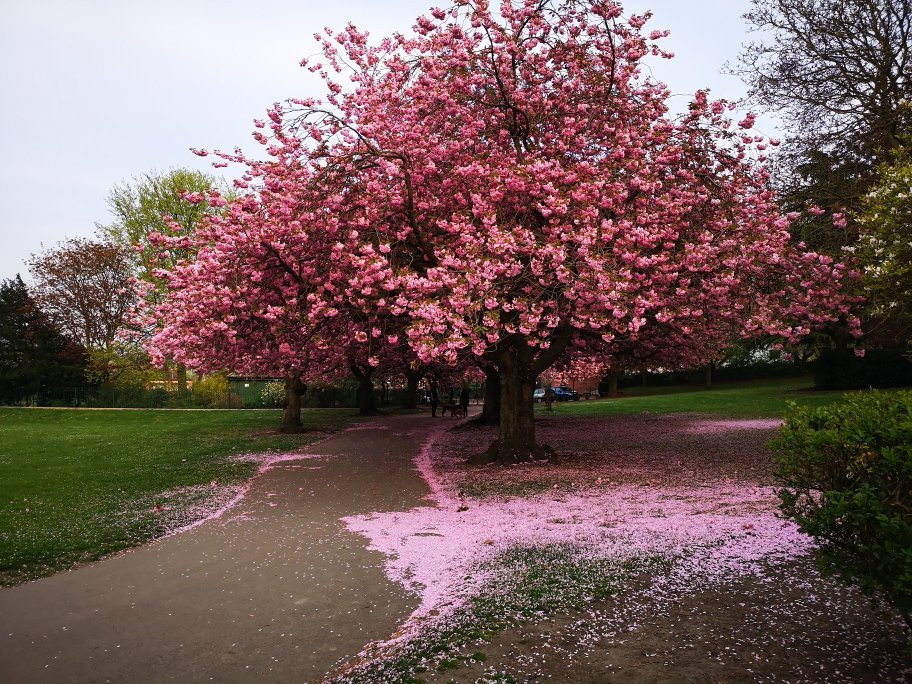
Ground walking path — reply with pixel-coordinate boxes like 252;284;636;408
0;415;433;683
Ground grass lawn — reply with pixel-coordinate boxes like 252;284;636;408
539;377;861;418
0;408;348;586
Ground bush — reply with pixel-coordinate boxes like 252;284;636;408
813;348;912;390
192;373;243;408
260;380;286;408
773;391;912;629
301;380;358;408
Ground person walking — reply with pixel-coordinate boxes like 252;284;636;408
459;384;470;417
430;379;440;417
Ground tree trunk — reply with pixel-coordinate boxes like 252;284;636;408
704;363;713;389
176;362;188;394
280;374;304;433
469;330;571;465
485;366;552;463
470;362;551;464
606;371;619;397
356;377;378;415
402;367;424;410
469;366;501;426
349;360;379;416
640;366;648;387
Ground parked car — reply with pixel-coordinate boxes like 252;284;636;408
552;386;581;401
533;388;546;403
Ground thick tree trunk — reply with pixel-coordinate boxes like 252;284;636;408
606;371;619;397
470;363;552;464
498;368;538;455
640;366;648;387
469;330;571;465
280;374;304;433
704;363;713;389
356;377;378;415
473;366;553;464
349;360;379;416
402;367;423;410
468;366;501;426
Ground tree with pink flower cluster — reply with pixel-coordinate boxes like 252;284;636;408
143;169;419;427
149;0;860;461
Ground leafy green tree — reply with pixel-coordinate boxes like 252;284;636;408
85;343;163;390
99;168;220;299
99;169;223;392
0;276;87;403
857;148;912;345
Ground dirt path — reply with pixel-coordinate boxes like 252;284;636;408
0;414;436;683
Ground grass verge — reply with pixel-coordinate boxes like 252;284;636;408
539;377;866;419
0;407;348;585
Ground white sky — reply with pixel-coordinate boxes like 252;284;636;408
0;0;776;280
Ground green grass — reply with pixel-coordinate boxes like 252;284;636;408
0;408;348;585
539;377;871;419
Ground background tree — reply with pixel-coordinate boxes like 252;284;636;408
27;238;135;354
99;168;222;393
143;179;404;428
400;360;427;411
734;0;912;253
856;146;912;345
0;276;87;403
100;168;221;294
83;342;160;394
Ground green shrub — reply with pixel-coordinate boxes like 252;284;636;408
301;380;357;408
260;380;286;408
774;391;912;628
192;373;242;408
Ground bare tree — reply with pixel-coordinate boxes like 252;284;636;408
733;0;912;251
737;0;911;157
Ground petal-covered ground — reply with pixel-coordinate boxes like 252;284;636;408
337;414;912;682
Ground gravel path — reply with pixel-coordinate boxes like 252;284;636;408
0;415;433;683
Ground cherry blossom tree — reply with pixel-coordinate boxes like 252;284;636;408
153;0;860;460
144;178;351;430
143;174;421;424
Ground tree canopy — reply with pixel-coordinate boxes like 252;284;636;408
27;238;136;351
857;148;912;344
735;0;912;253
147;0;861;461
100;168;222;297
0;276;87;402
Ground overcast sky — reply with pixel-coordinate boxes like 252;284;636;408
0;0;775;280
